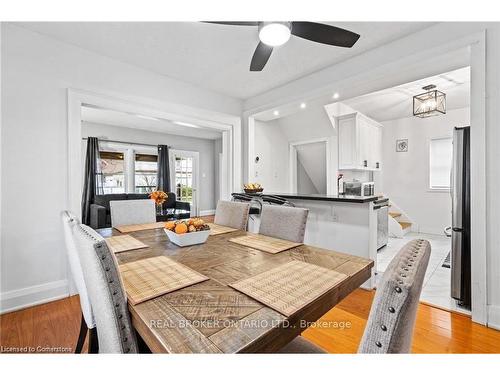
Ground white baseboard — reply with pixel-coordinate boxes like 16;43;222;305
199;209;215;216
488;305;500;330
0;279;69;314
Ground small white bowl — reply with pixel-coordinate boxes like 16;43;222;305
164;228;210;247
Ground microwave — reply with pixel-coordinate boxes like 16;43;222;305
343;181;375;197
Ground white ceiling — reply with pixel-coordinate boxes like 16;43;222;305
254;66;470;123
16;22;433;99
343;66;470;122
81;105;223;140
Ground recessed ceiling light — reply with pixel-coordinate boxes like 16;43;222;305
135;114;160;121
173;121;201;129
273;110;280;116
332;92;340;99
300;103;307;109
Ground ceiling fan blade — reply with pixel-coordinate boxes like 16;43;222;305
202;21;259;26
250;42;273;71
291;22;360;48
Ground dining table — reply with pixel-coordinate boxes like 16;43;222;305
97;225;374;353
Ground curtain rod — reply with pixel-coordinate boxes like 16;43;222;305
81;137;171;148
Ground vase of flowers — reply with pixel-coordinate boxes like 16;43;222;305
149;190;168;215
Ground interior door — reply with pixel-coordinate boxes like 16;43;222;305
169;150;200;216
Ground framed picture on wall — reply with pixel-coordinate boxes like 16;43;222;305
396;139;409;152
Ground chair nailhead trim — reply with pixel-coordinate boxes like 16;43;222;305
375;341;382;348
388;307;395;313
395;286;402;293
380;325;387;331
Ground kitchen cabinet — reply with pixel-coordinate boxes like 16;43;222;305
337;112;383;171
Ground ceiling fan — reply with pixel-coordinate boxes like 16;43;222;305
204;21;360;71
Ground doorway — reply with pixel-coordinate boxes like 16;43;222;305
289;138;330;194
169;149;200;216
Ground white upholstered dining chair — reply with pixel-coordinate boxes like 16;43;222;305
279;239;431;354
72;223;138;353
61;211;97;353
259;205;309;243
110;199;156;227
214;200;250;230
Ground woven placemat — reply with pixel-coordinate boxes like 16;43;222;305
115;221;165;233
119;256;209;305
208;223;239;236
105;235;148;253
228;233;301;254
229;260;347;317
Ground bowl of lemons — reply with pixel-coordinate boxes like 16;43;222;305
163;218;210;247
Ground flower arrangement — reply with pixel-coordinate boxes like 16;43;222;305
149;190;168;205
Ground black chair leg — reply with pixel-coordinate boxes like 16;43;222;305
75;313;87;354
88;327;99;353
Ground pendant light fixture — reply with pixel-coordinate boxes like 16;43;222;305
413;84;446;118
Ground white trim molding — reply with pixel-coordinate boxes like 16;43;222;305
68;89;242;222
0;280;69;314
488;305;500;331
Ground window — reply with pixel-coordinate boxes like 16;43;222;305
174;156;193;203
429;137;453;190
135;154;158;193
99;151;125;194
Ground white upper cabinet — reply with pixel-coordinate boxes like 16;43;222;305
337;112;383;171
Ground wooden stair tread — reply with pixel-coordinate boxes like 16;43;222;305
399;221;412;229
389;212;401;218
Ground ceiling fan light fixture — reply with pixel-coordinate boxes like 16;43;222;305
259;22;291;47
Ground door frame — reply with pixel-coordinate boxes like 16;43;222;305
169;149;200;216
68;89;240;222
289;138;331;194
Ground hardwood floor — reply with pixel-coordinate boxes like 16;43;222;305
1;288;499;353
302;289;500;354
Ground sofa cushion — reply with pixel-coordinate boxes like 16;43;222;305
126;193;149;201
94;194;127;211
163;192;176;208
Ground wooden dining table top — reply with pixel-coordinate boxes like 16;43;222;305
97;226;374;353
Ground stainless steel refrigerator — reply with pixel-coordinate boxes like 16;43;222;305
451;126;471;308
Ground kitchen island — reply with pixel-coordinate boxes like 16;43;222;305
244;193;379;289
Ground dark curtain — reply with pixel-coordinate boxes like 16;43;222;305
157;145;171;193
81;137;103;225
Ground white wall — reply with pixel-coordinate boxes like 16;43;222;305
381;107;470;235
82;122;220;213
252;120;289;192
0;23;241;313
295;142;327;194
296;159;319;194
252;101;338;194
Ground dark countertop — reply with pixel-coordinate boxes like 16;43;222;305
240;192;380;203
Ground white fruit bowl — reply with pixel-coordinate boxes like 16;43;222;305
164;228;210;247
